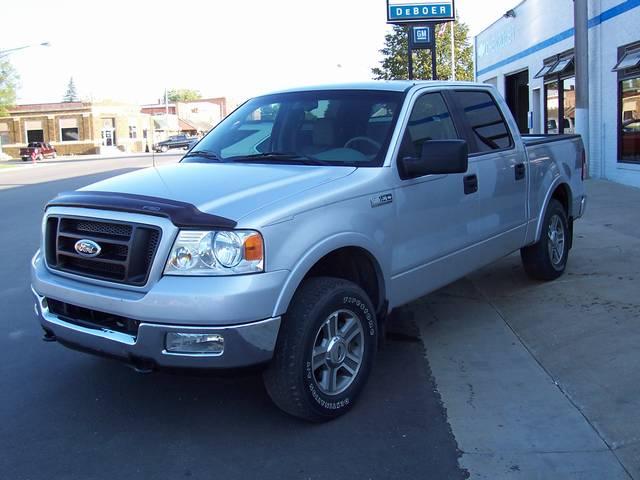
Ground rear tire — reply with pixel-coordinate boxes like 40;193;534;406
263;277;377;422
521;199;570;281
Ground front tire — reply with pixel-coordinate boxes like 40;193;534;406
263;277;377;422
521;199;570;281
160;145;168;153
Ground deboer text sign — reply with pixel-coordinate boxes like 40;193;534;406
387;0;456;23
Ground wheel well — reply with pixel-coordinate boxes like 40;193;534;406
303;247;385;313
551;183;571;216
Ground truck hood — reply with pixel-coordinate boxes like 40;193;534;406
80;163;356;222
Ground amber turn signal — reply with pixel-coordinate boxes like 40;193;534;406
243;233;264;262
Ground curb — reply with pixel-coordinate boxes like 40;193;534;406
0;152;182;167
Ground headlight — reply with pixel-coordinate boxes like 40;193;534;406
164;230;264;276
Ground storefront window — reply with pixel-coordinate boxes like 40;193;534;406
61;127;79;141
545;81;559;134
620;78;640;163
563;78;576;134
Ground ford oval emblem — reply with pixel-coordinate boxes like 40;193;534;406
74;239;102;258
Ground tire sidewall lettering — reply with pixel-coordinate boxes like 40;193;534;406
303;291;376;412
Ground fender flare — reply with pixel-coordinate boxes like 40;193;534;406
272;232;388;318
534;179;573;242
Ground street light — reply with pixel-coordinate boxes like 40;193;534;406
0;42;51;59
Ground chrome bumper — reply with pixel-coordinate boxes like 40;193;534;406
32;288;281;369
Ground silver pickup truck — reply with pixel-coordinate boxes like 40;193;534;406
31;81;587;421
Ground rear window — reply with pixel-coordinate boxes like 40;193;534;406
455;91;513;153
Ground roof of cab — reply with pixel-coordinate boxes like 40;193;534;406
265;80;483;95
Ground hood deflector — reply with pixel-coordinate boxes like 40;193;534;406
46;191;237;230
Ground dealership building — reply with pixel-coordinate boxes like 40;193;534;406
475;0;640;188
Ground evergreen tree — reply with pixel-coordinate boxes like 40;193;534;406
63;77;79;102
372;21;474;81
0;60;19;116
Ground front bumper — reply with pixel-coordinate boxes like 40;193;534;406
31;249;288;369
32;288;281;369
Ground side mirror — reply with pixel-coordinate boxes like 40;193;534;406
400;140;469;179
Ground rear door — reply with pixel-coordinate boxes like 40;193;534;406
447;89;528;250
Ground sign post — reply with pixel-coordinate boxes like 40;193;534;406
386;0;455;81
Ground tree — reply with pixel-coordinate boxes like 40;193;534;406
167;88;202;102
372;21;474;81
63;77;79;102
0;60;19;117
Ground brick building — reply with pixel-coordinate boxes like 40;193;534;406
0;101;154;157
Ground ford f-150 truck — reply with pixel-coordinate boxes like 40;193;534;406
20;142;57;161
31;82;587;421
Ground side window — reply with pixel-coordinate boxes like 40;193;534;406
398;93;458;159
456;90;513;153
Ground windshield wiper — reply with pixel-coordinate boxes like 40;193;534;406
182;150;221;162
227;152;331;166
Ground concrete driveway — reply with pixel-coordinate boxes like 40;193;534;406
414;179;640;479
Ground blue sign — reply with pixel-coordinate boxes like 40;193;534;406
413;26;431;44
409;26;434;49
387;0;455;23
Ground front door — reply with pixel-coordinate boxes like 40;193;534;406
101;118;116;147
390;91;481;307
505;70;530;134
101;129;115;147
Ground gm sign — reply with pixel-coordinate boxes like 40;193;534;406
410;26;434;49
387;0;455;23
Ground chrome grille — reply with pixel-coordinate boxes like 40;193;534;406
45;216;161;286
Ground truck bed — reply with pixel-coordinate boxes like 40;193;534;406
521;134;582;146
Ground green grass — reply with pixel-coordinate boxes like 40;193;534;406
0;164;17;169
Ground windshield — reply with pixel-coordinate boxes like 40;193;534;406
181;90;404;167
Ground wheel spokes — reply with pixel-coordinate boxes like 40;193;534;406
310;308;365;396
312;345;328;371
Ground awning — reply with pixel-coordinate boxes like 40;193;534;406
152;115;180;131
534;62;557;79
613;49;640;72
547;55;574;75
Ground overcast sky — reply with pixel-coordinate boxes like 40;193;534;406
1;0;519;105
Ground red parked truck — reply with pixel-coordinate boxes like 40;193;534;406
20;142;57;162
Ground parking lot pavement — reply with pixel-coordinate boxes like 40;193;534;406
417;179;640;479
0;160;465;480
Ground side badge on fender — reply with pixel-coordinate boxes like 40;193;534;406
370;193;393;208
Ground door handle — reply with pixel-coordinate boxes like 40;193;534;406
515;163;526;181
464;174;478;195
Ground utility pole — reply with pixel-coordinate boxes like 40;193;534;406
450;21;456;81
574;0;590;171
408;37;414;80
164;88;169;116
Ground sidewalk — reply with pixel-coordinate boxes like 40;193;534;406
414;180;639;479
0;151;182;164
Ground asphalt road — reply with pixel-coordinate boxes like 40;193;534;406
0;156;466;480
